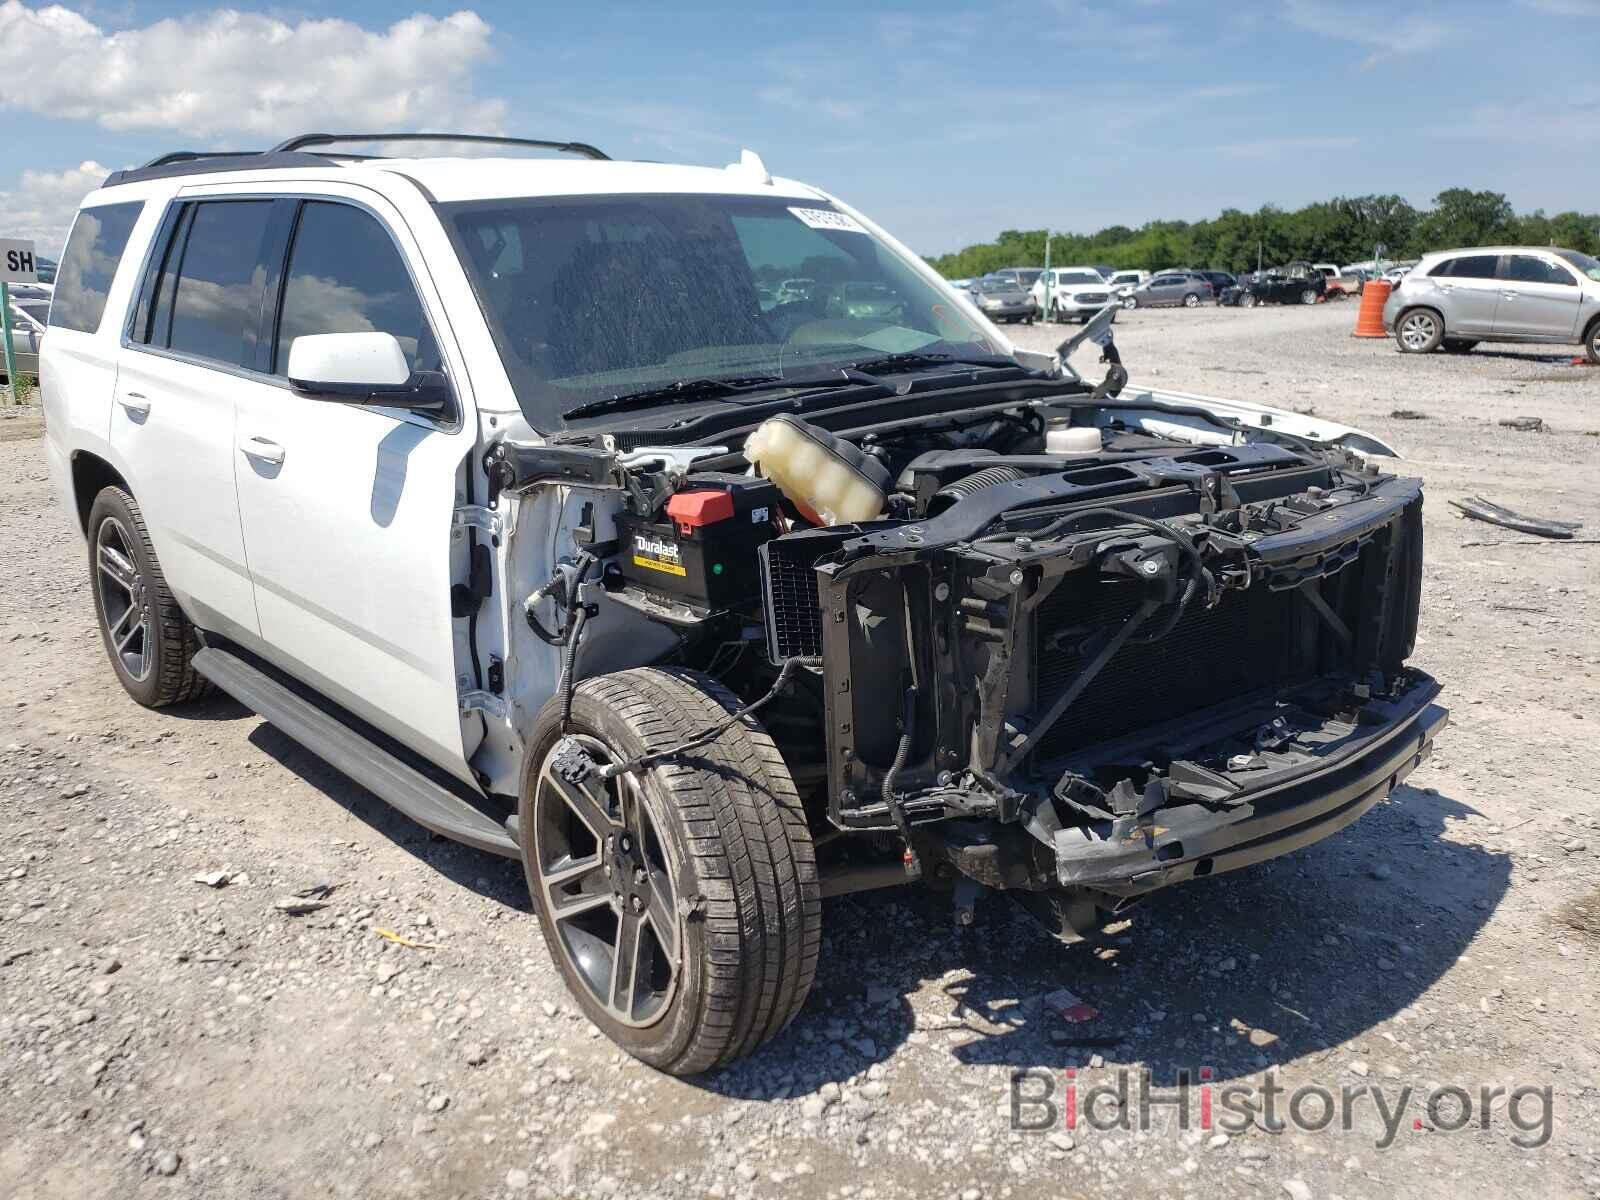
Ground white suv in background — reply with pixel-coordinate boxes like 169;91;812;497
1030;266;1115;323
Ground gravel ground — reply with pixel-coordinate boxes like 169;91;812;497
2;302;1598;1200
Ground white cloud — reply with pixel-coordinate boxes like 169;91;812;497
0;160;109;255
0;2;505;138
1283;0;1455;68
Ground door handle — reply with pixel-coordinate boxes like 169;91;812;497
117;393;151;418
238;436;286;466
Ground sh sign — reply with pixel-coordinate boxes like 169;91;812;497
2;239;38;284
2;238;38;403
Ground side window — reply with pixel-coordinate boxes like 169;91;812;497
49;201;143;334
274;202;439;377
165;201;276;365
1437;254;1498;280
1504;255;1575;286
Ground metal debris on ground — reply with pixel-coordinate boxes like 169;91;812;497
1449;495;1583;540
375;927;439;950
273;896;330;916
1496;416;1546;432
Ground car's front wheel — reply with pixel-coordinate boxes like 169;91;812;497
1121;295;1138;310
520;668;820;1075
1300;288;1319;305
1585;319;1600;365
87;487;211;708
1240;292;1258;309
1396;308;1445;353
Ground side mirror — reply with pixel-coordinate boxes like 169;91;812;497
286;332;450;413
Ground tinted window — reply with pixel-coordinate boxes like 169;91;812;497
167;201;274;365
1503;255;1575;286
49;201;143;333
1432;255;1498;280
274;202;437;376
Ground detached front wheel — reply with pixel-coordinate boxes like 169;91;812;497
519;669;820;1075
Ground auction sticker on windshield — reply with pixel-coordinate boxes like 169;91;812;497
788;207;866;234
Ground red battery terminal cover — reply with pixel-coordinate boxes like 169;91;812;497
665;489;736;536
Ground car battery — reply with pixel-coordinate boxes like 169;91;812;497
614;473;780;609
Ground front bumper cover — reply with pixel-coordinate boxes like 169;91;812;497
1051;675;1446;897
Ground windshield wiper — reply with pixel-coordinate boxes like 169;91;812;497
561;367;888;421
562;375;790;421
842;351;1023;375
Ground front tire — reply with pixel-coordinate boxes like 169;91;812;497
1396;308;1444;353
1121;295;1138;310
87;487;211;708
1585;319;1600;365
519;668;820;1075
1240;292;1258;309
1300;288;1319;305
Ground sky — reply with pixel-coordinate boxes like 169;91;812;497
2;0;1598;259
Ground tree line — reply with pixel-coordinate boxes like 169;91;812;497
928;189;1600;278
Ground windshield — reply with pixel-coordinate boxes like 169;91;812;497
974;278;1018;293
442;193;995;429
1056;272;1102;286
1555;249;1600;282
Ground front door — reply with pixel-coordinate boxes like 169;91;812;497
230;195;478;780
110;198;279;643
1492;254;1583;340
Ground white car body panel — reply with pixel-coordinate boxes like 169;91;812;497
1103;384;1400;458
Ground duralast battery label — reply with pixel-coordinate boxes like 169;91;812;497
631;532;686;577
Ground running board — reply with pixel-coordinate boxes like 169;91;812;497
192;647;520;859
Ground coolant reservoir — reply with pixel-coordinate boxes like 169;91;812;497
744;415;889;526
1045;423;1103;458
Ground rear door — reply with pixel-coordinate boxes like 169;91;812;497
1427;254;1501;335
1493;254;1583;340
112;198;281;642
1147;275;1181;305
231;190;480;780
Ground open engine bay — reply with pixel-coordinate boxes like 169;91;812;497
487;329;1444;933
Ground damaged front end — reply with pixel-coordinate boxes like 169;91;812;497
764;432;1445;934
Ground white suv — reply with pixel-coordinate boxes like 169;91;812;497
44;133;1445;1075
1030;267;1116;323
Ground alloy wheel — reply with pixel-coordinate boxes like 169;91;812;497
1399;312;1438;351
95;516;152;682
532;736;680;1028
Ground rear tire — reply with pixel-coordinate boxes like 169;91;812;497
1300;288;1319;305
87;487;212;708
1240;292;1258;309
1396;308;1444;353
1183;292;1200;307
519;668;820;1075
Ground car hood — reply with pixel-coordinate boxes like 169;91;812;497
1098;385;1401;457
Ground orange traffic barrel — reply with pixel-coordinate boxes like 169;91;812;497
1353;280;1392;337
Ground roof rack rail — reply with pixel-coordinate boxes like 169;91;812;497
269;133;610;161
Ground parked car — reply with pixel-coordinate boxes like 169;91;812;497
945;277;975;292
775;277;818;304
826;281;907;322
43;132;1445;1075
1106;269;1149;298
1311;263;1359;299
1031;267;1114;322
1192;270;1237;298
1122;271;1214;309
968;276;1035;323
986;266;1043;292
1237;263;1325;307
1383;246;1600;360
3;298;46;381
